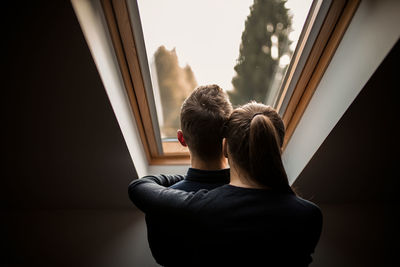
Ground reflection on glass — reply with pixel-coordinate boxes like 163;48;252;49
136;0;313;139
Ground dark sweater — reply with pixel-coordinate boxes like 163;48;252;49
145;168;230;266
129;174;322;267
170;168;230;191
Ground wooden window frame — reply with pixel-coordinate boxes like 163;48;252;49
100;0;359;165
279;0;360;149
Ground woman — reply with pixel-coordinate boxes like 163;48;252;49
129;102;322;266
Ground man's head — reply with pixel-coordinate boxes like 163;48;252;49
179;84;233;162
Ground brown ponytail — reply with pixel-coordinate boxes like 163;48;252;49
225;102;292;193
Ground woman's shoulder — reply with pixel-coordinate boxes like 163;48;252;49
290;195;322;219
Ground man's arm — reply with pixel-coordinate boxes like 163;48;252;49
128;174;200;214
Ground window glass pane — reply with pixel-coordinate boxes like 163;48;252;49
136;0;313;140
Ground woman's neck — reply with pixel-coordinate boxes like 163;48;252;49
229;164;264;189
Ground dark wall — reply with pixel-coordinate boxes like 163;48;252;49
294;41;398;204
2;2;157;266
294;41;399;267
3;209;156;267
3;1;137;210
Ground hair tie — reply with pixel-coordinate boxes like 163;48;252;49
251;112;264;120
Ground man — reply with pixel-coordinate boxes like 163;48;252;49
145;84;233;265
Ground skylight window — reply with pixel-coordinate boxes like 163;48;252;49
136;0;313;140
98;0;359;163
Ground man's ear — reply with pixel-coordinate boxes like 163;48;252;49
177;130;187;147
222;138;228;158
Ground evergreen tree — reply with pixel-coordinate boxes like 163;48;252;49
229;0;292;106
154;46;197;138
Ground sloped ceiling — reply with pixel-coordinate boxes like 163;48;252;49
293;41;398;205
3;1;137;210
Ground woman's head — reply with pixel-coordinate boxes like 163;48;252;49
224;102;290;191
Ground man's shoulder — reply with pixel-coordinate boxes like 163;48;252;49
169;179;188;189
170;178;228;192
170;168;230;192
134;173;185;186
143;173;185;180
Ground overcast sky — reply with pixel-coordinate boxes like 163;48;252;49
137;0;313;92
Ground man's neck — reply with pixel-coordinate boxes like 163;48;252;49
190;155;227;170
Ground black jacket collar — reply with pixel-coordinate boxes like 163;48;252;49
185;168;230;184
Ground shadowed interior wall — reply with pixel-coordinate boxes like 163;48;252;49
2;1;157;266
295;41;398;267
3;210;156;266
